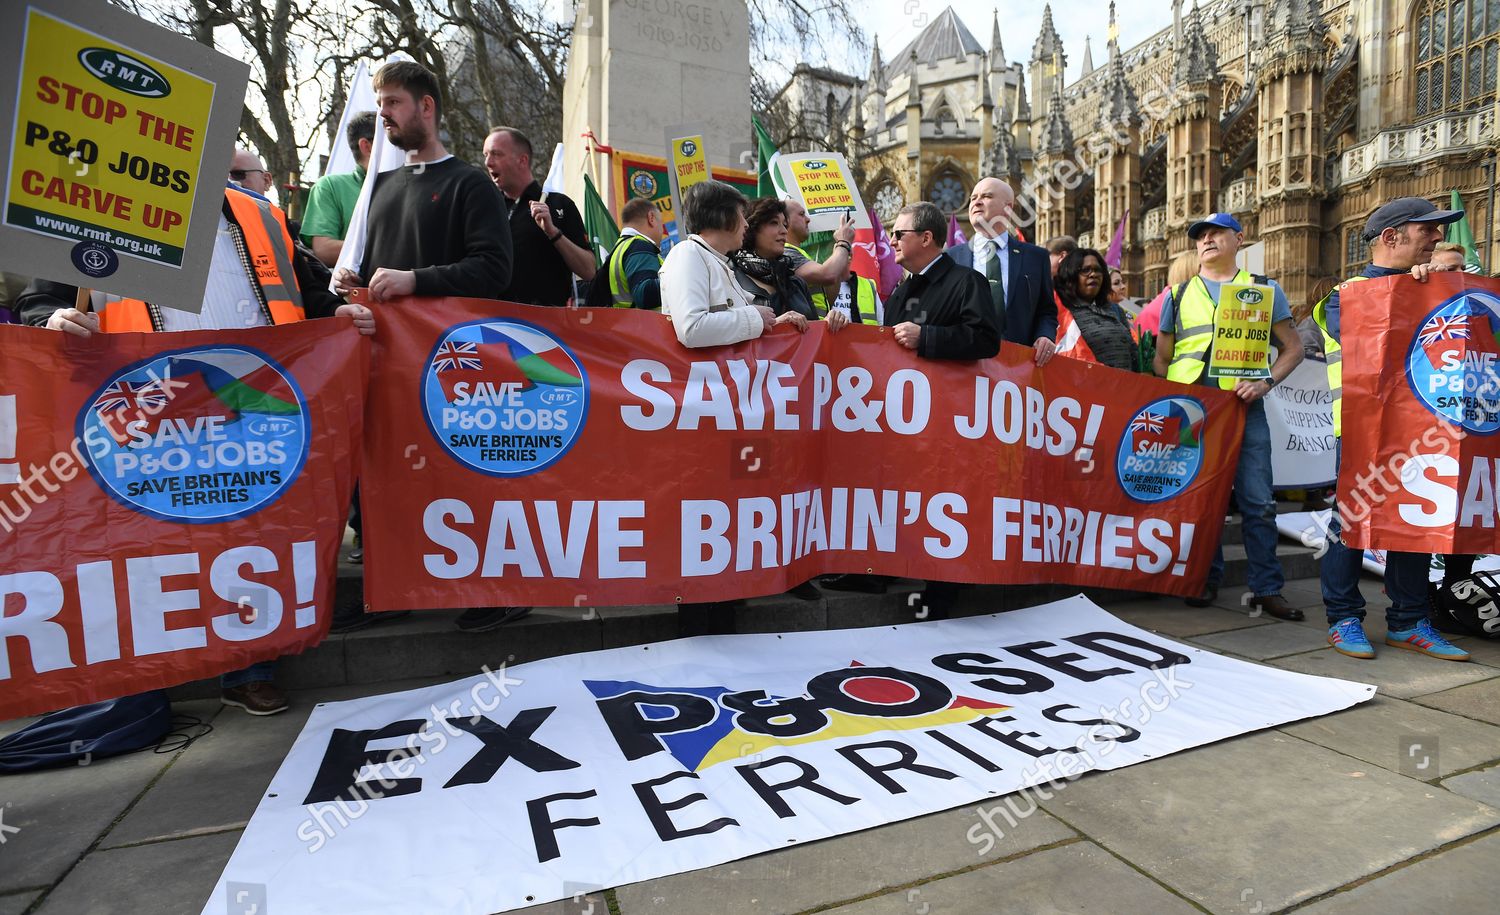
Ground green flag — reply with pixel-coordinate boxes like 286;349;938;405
1446;189;1482;270
582;174;618;269
753;116;782;199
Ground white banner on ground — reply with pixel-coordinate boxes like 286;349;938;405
1265;355;1336;489
1278;509;1500;580
205;597;1373;915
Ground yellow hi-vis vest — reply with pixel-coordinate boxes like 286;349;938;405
1311;275;1367;438
606;233;662;308
787;243;828;314
824;275;880;324
1166;269;1266;390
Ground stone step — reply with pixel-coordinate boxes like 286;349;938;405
171;534;1313;701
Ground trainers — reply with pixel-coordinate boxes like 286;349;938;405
456;606;533;633
221;681;289;716
1327;618;1375;659
1385;619;1471;662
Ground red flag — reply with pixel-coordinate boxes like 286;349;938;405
852;208;903;299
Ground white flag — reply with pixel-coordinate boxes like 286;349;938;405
329;55;411;290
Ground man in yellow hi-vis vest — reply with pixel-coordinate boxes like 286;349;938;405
784;198;855;313
1154;213;1304;620
586;197;664;309
1312;197;1470;662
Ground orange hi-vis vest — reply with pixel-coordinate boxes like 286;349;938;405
96;189;307;333
1054;293;1100;363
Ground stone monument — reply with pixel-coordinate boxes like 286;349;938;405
561;0;750;209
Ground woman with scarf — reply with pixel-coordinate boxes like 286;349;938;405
731;198;850;332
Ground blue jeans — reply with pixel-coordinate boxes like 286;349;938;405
221;661;277;689
1208;400;1284;596
1320;442;1429;630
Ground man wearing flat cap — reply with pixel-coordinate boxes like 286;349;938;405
1155;212;1305;621
1312;196;1471;662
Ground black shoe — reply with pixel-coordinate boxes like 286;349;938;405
456;606;533;632
786;581;821;601
347;548;363;564
821;574;886;594
329;607;409;634
1185;584;1219;607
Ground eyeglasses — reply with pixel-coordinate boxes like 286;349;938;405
892;228;924;241
1077;267;1106;277
229;169;268;181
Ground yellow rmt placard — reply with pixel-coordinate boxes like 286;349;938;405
1207;283;1275;379
670;134;708;193
5;7;215;267
789;156;854;216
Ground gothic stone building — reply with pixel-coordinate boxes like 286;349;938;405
776;0;1500;309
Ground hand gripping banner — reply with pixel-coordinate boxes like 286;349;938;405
1340;272;1500;553
0;321;366;719
362;299;1245;610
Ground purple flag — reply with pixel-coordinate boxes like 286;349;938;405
1104;210;1129;268
947;214;968;249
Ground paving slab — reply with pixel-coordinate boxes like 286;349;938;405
1190;620;1334;659
1413;676;1500;725
1280;695;1500;779
1440;765;1500;808
1270;645;1497;699
612;802;1077;915
0;698;217;893
1297;832;1500;914
107;676;456;847
1449;635;1500;670
825;840;1200;915
512;892;611;915
0;892;40;915
33;829;240;915
1102;602;1270;639
1035;730;1500;913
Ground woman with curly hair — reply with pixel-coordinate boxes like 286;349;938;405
1055;248;1138;371
729;197;831;333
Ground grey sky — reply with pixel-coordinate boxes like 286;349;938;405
853;1;1168;84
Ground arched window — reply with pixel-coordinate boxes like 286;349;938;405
927;172;967;214
1416;0;1500;114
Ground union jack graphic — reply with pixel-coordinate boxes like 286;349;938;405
1129;412;1165;434
432;340;482;372
93;379;169;416
1419;314;1470;347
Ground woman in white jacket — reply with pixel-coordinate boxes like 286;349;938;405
661;180;804;346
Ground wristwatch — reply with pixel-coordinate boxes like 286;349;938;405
1263;376;1279;389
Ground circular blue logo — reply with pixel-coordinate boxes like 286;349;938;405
78;346;309;523
1405;291;1500;434
71;240;118;278
630;171;658;199
421;319;589;477
679;139;697;158
1116;396;1207;503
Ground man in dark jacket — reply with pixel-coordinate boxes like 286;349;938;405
946;177;1056;360
885;202;1001;359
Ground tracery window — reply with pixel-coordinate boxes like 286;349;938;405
1416;0;1500;115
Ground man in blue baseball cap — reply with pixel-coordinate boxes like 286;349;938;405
1155;213;1306;620
1310;196;1470;662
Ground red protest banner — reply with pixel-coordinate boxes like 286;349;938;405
1339;273;1500;552
361;298;1244;611
0;321;365;719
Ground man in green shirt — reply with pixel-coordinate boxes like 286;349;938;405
302;111;376;266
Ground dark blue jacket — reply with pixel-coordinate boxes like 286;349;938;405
946;236;1057;345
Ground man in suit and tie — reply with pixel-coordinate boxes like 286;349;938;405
947;177;1058;365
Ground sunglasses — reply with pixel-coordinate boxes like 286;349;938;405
892;228;926;241
229;168;268;181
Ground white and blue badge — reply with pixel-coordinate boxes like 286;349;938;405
78;346;308;523
421;319;589;476
1406;290;1500;434
1116;396;1207;503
